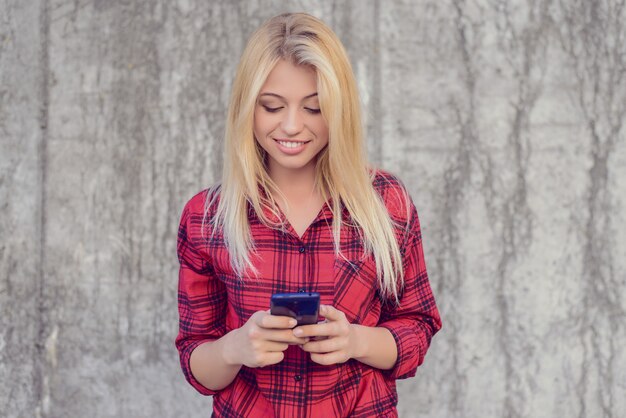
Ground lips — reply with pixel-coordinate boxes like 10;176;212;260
274;138;310;146
273;138;311;155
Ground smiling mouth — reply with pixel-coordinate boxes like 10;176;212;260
274;139;311;148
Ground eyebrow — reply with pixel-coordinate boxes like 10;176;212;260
259;92;318;100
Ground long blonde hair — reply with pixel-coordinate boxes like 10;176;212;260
206;12;405;301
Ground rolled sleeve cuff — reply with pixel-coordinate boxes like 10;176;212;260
179;338;219;396
379;320;424;380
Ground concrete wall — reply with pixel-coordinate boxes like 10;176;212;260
1;1;625;417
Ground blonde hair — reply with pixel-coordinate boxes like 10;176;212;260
205;12;406;301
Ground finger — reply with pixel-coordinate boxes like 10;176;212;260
260;341;289;352
311;335;328;342
301;337;343;354
293;322;337;338
256;312;298;329
319;304;345;321
310;351;348;366
263;329;309;345
260;351;285;367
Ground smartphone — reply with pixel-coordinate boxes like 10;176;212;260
270;292;320;326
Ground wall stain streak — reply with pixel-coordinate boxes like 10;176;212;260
36;0;50;416
491;1;550;416
436;0;487;415
369;0;383;166
556;0;626;417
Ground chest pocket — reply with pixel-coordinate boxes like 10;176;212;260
333;249;380;325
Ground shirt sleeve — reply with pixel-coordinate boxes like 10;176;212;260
175;197;227;396
378;198;442;380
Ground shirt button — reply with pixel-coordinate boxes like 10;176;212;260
298;246;305;253
294;374;302;382
298;288;306;293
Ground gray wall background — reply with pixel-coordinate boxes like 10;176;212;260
1;0;625;417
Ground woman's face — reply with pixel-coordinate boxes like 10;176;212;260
254;60;329;177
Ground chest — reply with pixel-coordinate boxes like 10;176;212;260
208;219;382;327
284;205;322;237
279;196;326;238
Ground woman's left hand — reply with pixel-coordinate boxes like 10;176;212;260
293;304;357;365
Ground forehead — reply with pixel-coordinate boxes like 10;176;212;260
260;60;318;99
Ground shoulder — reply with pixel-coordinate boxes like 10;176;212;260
370;168;414;222
371;168;402;188
179;185;222;223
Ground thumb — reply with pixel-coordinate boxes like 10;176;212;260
319;304;342;321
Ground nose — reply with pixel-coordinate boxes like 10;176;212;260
281;108;304;135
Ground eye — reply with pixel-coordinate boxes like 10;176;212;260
305;107;321;114
262;105;282;113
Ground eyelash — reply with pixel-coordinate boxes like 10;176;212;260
262;105;321;114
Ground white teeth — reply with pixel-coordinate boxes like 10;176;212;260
277;140;305;148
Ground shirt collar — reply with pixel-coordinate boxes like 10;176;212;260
248;191;337;227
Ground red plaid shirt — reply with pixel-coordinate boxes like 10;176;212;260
175;170;441;417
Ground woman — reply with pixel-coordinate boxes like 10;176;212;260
176;12;441;417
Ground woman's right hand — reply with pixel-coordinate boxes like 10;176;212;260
224;311;309;368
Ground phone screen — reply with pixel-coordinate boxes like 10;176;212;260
270;292;320;325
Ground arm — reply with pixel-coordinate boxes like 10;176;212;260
175;201;228;395
377;202;441;379
189;333;242;391
190;312;307;391
294;304;398;370
175;197;307;394
349;323;397;370
295;196;441;375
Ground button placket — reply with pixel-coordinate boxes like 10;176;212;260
297;243;307;294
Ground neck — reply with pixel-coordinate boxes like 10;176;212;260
268;161;318;201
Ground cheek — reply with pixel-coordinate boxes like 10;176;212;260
254;112;278;139
253;106;266;126
313;119;329;142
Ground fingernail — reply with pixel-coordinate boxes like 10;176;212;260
289;319;297;327
293;328;303;336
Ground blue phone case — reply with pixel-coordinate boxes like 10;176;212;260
270;292;320;325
